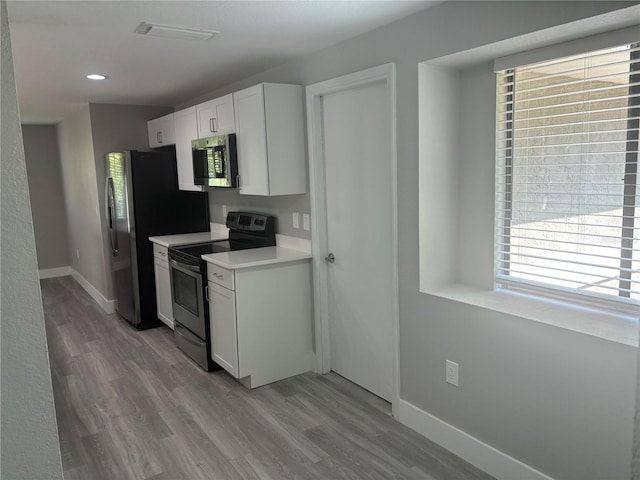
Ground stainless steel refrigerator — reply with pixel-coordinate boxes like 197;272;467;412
105;150;209;329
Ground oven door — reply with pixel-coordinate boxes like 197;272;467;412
168;257;206;339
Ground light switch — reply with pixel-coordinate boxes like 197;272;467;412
303;214;310;231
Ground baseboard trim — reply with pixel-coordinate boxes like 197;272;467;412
398;399;554;480
70;269;115;314
38;266;73;279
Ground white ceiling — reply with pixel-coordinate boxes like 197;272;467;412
7;0;437;124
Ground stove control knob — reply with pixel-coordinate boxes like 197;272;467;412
325;253;335;264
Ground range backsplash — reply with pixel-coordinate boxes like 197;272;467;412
207;188;311;240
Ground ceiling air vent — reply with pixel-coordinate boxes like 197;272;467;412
134;22;218;41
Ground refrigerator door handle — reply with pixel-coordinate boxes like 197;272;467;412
106;177;118;255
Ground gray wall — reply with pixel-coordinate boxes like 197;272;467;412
178;2;639;479
57;105;107;296
57;103;172;301
88;103;172;299
22;124;70;270
0;1;64;478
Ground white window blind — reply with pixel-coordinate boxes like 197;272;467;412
495;42;639;314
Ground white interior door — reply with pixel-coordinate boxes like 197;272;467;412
320;78;394;402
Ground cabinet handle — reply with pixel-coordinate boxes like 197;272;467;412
159;250;166;257
209;118;215;133
205;285;210;302
213;273;223;279
169;258;201;273
212;117;218;132
157;131;162;143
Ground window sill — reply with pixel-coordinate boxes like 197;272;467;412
425;284;638;347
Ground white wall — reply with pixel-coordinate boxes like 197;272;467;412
418;64;460;291
176;2;639;478
0;1;64;477
457;62;498;289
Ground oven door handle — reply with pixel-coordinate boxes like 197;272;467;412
169;258;201;273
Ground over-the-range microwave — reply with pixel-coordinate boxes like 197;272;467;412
192;134;238;188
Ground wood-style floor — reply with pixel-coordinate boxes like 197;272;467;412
42;276;495;480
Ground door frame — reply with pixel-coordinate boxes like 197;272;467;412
305;63;399;415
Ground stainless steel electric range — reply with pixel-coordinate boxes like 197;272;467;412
168;212;276;370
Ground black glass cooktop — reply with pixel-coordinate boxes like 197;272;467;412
169;239;262;266
175;240;232;258
169;212;277;266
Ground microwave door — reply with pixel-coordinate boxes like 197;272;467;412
192;149;208;186
192;134;237;188
193;147;230;187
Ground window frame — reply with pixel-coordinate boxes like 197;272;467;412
495;42;640;316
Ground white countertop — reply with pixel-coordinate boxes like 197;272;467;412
202;246;312;269
149;231;227;247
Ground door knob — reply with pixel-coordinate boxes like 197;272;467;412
325;253;335;263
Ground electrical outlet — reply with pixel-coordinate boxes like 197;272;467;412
222;205;228;218
303;214;310;231
292;212;300;229
446;360;459;386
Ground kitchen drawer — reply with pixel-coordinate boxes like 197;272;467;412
174;322;208;370
153;244;169;266
207;264;235;290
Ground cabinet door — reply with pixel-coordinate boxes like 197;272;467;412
154;258;174;329
197;100;217;138
196;94;235;138
148;113;175;148
174;107;203;192
209;282;239;378
213;94;235;134
234;85;270;195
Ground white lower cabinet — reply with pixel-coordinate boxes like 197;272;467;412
209;282;239;377
153;245;174;329
207;260;312;388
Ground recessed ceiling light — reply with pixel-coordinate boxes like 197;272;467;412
85;74;109;80
134;22;218;41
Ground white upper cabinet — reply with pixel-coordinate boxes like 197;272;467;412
196;93;235;138
233;83;306;196
147;113;175;148
174;106;203;192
